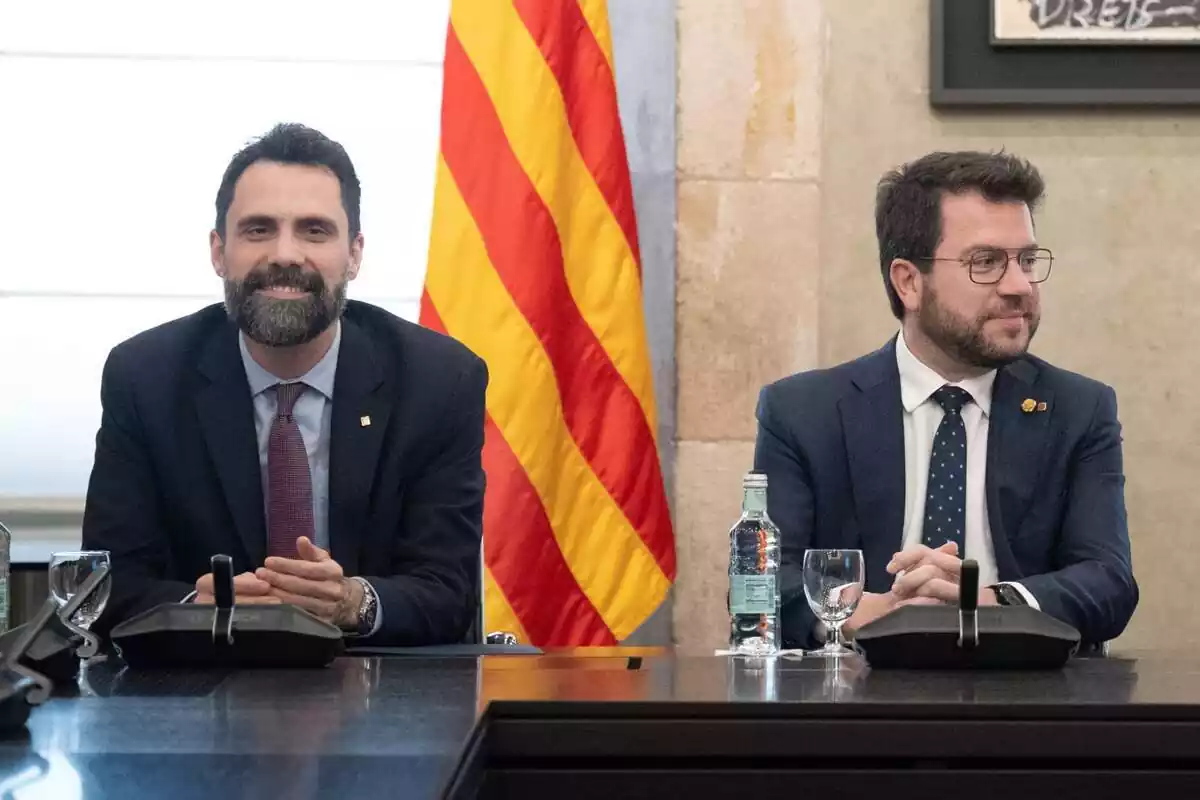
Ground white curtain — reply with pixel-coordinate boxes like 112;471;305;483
0;1;450;501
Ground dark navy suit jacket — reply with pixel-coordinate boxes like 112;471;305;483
754;338;1137;650
81;301;487;646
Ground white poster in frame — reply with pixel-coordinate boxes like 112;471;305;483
992;0;1200;44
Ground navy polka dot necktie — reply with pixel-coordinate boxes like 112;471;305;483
922;386;972;553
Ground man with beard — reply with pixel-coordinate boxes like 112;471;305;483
81;123;488;645
755;150;1137;650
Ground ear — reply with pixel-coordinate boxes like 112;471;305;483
210;230;226;278
348;232;365;281
889;258;924;315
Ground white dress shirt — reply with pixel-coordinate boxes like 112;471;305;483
895;331;1038;608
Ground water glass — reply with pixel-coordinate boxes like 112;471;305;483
49;550;112;630
802;549;865;658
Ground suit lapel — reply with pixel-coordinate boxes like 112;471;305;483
986;358;1053;579
196;324;266;567
328;318;389;572
839;340;906;585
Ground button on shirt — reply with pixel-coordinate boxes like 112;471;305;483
896;331;1038;607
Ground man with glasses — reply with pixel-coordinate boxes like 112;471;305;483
755;150;1137;650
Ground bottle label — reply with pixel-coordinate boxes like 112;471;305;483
0;576;9;633
730;575;776;615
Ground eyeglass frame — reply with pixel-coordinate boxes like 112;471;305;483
915;247;1054;285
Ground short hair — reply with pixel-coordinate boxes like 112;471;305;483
214;122;361;240
875;150;1045;319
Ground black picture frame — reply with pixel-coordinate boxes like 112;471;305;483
932;0;1200;106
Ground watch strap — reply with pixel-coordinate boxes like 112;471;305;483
349;577;378;636
991;583;1027;606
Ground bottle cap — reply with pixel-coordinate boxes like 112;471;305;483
743;471;768;489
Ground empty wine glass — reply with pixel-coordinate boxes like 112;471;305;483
802;549;865;658
49;550;112;630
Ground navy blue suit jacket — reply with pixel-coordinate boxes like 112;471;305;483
82;301;488;646
754;339;1137;650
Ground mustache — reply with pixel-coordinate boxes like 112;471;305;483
984;300;1034;318
238;264;326;295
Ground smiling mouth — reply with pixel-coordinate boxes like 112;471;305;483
258;286;311;296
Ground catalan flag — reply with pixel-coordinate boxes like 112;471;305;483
420;0;675;646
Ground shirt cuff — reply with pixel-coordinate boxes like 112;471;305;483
1000;581;1040;610
182;590;197;603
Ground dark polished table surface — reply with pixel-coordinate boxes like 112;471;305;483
0;647;1197;798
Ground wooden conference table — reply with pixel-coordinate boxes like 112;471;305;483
0;646;1197;798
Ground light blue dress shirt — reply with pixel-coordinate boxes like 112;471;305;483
238;324;339;550
235;322;381;635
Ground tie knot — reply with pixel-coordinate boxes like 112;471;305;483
932;385;972;415
274;382;306;417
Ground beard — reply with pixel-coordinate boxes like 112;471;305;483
224;262;348;347
918;284;1039;370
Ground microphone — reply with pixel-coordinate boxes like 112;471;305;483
958;559;980;650
210;555;235;646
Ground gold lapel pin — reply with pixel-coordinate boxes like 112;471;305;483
1021;398;1036;414
360;415;372;427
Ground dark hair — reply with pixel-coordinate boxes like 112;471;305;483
214;122;361;240
874;150;1045;319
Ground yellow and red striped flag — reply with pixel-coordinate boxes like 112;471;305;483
420;0;675;646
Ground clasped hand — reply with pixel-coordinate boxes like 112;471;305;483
192;536;362;629
841;541;997;638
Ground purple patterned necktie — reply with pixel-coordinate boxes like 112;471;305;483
266;382;314;559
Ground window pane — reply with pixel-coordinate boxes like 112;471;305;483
0;295;210;500
0;297;423;502
0;56;440;300
0;1;451;64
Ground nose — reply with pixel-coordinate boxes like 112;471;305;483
996;258;1034;297
269;231;305;267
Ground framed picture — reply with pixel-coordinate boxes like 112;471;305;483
992;0;1200;45
932;0;1200;106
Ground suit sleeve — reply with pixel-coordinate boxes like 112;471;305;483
82;350;194;635
753;385;821;650
361;356;488;645
1018;385;1138;644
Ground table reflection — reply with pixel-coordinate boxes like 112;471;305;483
0;751;80;800
0;650;1171;799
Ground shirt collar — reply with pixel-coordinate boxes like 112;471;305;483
895;329;995;417
238;321;341;400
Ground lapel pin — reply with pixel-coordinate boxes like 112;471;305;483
360;415;372;428
1037;402;1048;412
1021;398;1036;414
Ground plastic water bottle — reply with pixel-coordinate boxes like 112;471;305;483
728;471;780;656
0;520;11;634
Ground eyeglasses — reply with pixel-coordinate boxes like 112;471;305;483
920;247;1053;285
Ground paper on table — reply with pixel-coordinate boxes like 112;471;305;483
714;649;807;658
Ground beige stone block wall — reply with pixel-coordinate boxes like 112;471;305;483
674;0;825;651
675;0;1200;652
677;180;821;441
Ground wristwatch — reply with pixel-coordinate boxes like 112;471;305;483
990;583;1027;606
350;577;379;636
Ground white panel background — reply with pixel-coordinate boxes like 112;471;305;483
0;2;449;502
